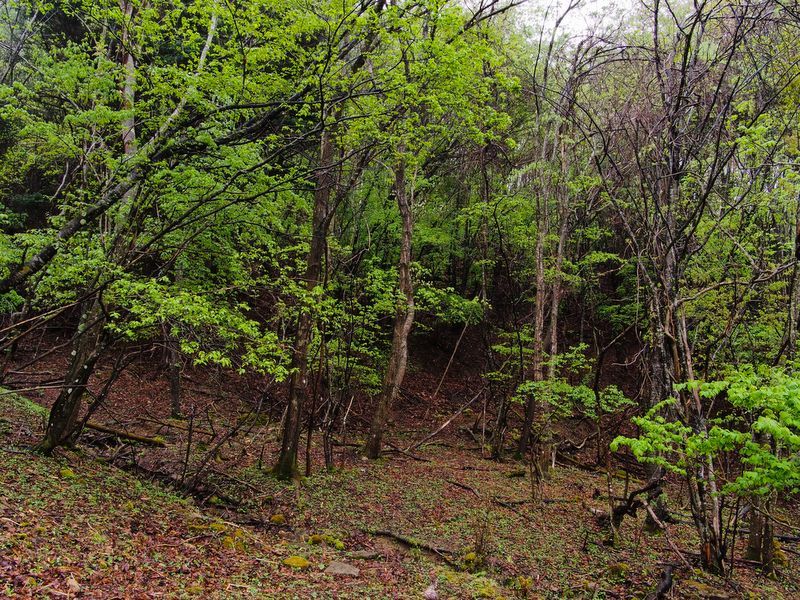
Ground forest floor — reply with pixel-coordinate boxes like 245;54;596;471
2;387;800;599
1;334;800;598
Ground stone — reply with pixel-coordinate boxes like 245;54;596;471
350;550;380;560
325;561;360;577
65;576;81;594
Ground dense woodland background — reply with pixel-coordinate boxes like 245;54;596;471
1;0;800;597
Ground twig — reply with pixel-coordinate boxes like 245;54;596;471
405;387;485;453
642;499;692;570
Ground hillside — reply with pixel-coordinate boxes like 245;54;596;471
2;388;798;599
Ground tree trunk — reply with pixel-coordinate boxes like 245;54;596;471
518;218;546;455
168;336;183;419
38;302;104;453
747;498;765;562
365;163;414;459
275;129;334;479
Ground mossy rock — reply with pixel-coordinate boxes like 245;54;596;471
773;541;788;567
463;550;482;572
59;468;77;479
283;555;311;570
681;579;733;599
308;533;345;550
607;562;630;580
269;514;286;525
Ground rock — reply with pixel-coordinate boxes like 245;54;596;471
325;561;360;577
463;551;481;572
350;550;380;560
283;555;311;570
65;576;81;594
607;562;630;579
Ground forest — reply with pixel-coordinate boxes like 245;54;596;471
0;0;799;597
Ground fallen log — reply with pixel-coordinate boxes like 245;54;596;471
361;528;457;566
84;421;165;447
737;530;800;543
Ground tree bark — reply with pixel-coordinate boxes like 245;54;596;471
275;129;334;479
37;302;105;453
168;336;183;419
365;163;414;459
518;214;546;455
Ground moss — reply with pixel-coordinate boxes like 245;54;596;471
514;576;533;594
269;514;286;525
607;562;629;580
463;550;482;572
682;579;721;598
59;468;77;479
283;555;311;570
221;534;246;551
773;541;788;567
3;390;48;417
208;521;227;533
307;533;345;550
472;576;504;599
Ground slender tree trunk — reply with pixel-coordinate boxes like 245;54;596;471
275;129;334;479
547;219;568;379
518;216;546;455
547;135;570;380
365;163;414;459
778;199;800;362
746;435;776;574
747;497;765;561
168;336;183;419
